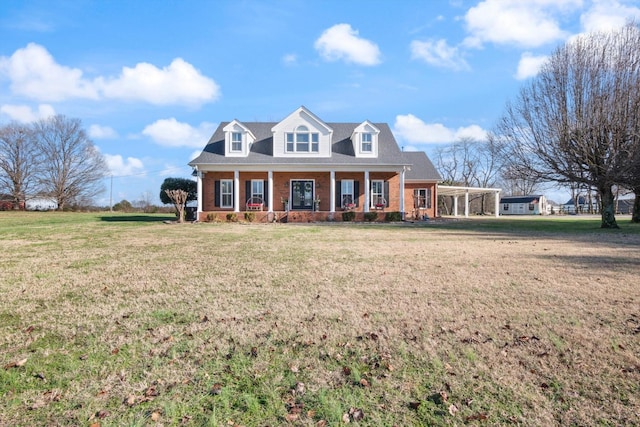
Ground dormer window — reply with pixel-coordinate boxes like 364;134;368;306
286;125;319;153
231;132;242;152
362;133;372;152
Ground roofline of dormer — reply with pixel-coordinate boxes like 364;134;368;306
271;105;334;134
223;119;257;140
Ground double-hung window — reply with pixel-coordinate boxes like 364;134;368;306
361;133;372;152
231;132;242;152
414;188;431;209
220;179;233;208
285;126;320;153
341;179;354;207
296;129;309;152
371;180;384;207
251;180;264;200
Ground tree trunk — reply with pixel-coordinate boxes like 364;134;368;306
599;185;619;229
632;189;640;223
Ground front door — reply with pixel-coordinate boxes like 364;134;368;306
290;180;314;210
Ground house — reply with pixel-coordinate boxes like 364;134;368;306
562;195;599;214
188;106;441;222
499;195;547;215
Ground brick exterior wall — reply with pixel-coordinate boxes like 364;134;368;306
199;171;437;221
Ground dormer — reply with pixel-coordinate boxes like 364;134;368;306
271;106;333;158
351;120;380;158
223;120;256;157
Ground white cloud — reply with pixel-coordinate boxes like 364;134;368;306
0;43;98;101
393;114;487;144
580;0;640;32
410;39;470;71
515;52;548;79
104;154;145;177
189;150;202;161
97;58;220;106
314;23;381;66
282;53;297;65
0;103;55;122
463;0;579;48
88;124;118;139
142;118;216;148
0;43;220;106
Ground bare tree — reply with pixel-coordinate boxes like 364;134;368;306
494;23;640;228
32;115;109;210
0;122;39;209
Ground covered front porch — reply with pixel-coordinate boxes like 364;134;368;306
195;167;418;221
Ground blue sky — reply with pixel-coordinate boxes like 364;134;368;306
1;0;639;205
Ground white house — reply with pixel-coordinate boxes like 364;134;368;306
499;195;547;215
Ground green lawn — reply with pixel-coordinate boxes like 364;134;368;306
1;212;639;426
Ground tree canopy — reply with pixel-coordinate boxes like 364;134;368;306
160;177;197;222
0;115;108;210
493;23;640;228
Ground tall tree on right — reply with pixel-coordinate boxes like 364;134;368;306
493;23;640;228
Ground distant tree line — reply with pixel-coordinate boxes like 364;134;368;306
0;115;108;210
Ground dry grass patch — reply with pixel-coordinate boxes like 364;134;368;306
0;212;639;426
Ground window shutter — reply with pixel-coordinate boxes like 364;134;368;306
263;180;268;208
214;180;220;208
335;180;342;207
245;181;250;203
427;188;432;209
354;181;360;207
384;181;389;207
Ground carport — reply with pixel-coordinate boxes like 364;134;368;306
437;185;502;218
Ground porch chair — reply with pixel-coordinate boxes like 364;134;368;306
246;196;264;211
342;195;356;211
373;197;386;210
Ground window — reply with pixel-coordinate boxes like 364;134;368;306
414;188;431;209
341;179;354;208
296;130;309;152
231;132;242;152
286;133;294;152
371;180;384;207
285;126;319;153
503;203;509;211
221;179;233;208
251;180;264;200
529;204;535;211
361;133;372;152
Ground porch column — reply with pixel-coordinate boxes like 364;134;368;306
330;170;336;213
234;170;240;212
464;190;469;218
268;170;274;213
400;167;406;220
495;190;500;218
364;170;370;213
453;196;458;216
196;170;203;214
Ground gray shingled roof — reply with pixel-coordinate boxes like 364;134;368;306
189;121;441;180
401;151;441;181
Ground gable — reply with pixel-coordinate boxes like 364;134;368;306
271;106;333;158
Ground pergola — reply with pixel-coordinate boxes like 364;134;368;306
437;185;502;218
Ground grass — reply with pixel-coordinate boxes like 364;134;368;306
0;211;639;426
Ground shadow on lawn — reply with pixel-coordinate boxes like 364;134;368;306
99;215;175;223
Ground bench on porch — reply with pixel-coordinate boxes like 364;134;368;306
246;196;264;211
